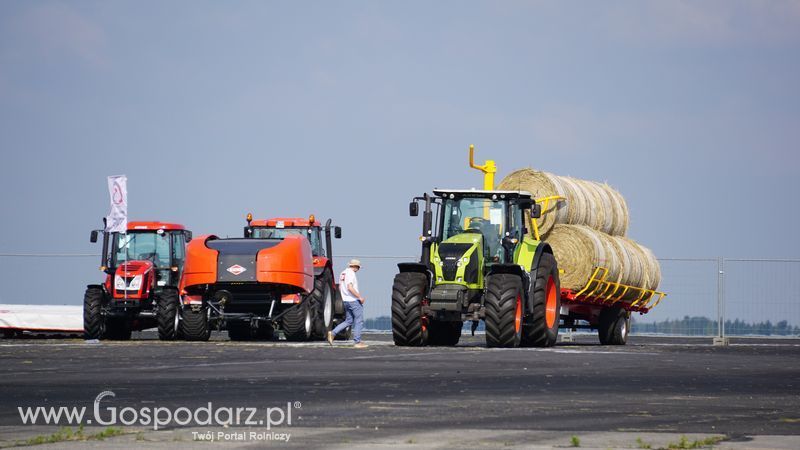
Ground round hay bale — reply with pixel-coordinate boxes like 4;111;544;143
498;169;565;237
546;225;601;291
637;244;662;291
498;168;629;236
548;225;658;299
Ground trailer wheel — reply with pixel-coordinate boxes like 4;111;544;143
521;253;561;347
283;300;312;341
157;288;180;341
484;273;524;348
310;271;334;339
83;286;106;340
391;272;428;346
598;306;630;345
181;305;211;341
427;320;462;346
103;318;132;340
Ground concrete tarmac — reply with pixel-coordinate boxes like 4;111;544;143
0;332;798;448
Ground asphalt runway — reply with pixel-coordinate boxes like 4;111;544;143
0;332;798;448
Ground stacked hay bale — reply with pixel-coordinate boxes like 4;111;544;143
498;168;661;297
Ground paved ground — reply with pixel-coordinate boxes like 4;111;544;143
0;332;798;448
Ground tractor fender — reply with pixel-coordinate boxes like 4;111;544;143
397;262;434;294
85;284;109;297
526;243;554;313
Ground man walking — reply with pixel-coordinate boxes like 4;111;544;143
328;259;367;348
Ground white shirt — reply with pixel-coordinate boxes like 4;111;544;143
339;267;359;302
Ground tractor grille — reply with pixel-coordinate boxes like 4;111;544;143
438;243;472;281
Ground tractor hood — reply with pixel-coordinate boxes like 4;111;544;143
433;233;483;286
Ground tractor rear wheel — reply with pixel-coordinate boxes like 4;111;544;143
598;306;630;345
83;286;106;340
181;306;210;341
484;273;524;348
521;253;561;347
157;288;180;341
427;320;462;346
391;272;428;346
310;271;334;340
283;300;312;341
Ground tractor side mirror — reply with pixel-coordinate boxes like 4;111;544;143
185;230;193;242
409;201;419;217
518;198;533;210
334;226;342;239
90;230;100;243
531;203;542;219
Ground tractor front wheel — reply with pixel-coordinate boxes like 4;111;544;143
181;306;210;341
391;272;428;346
521;253;561;347
283;300;313;341
598;306;630;345
83;286;106;340
157;288;180;341
484;274;524;348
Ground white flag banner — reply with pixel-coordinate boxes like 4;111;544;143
105;175;127;233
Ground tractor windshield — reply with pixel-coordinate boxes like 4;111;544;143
441;198;507;261
114;231;171;268
250;227;324;256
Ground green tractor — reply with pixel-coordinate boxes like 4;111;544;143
391;148;562;348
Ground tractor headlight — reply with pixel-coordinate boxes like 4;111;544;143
128;275;143;290
114;275;126;290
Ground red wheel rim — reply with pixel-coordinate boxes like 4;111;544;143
514;293;522;333
545;275;557;328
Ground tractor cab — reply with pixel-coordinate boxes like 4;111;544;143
411;189;539;288
91;222;192;300
243;215;341;268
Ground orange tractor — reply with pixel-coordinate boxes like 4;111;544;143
84;221;192;340
178;226;318;341
243;214;346;340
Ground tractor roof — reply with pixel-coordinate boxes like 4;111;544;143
127;221;186;231
250;218;321;227
432;189;532;200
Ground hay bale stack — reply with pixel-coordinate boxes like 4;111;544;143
548;225;661;297
498;168;629;237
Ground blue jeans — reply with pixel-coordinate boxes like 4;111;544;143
332;301;363;343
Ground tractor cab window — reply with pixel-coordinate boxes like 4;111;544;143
441;198;507;261
171;232;186;268
114;231;171;268
251;227;324;256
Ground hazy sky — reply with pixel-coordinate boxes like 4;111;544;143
1;1;798;319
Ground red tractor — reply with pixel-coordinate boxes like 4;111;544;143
84;221;192;340
178;232;316;341
243;214;347;340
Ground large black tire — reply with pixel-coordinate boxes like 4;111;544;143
521;253;561;347
283;300;312;341
427;320;462;346
83;286;106;340
181;306;210;341
310;271;335;340
391;272;428;346
103;318;132;340
484;274;524;348
598;306;630;345
157;288;180;341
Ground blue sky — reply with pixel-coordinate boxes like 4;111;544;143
0;1;798;319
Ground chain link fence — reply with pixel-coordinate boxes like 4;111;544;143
2;253;798;339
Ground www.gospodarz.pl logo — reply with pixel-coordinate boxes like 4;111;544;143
18;390;299;431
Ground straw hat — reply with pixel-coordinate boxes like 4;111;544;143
348;259;362;268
